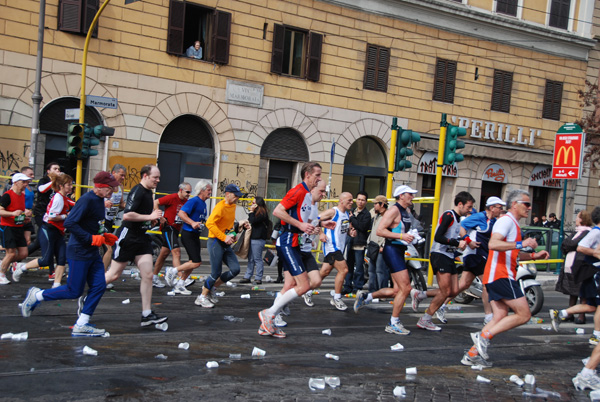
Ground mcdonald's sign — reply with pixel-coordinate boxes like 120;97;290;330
552;124;584;180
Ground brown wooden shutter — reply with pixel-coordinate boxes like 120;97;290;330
445;61;456;103
270;24;285;74
543;80;563;120
496;0;518;16
306;32;322;82
58;0;82;33
433;60;445;101
167;0;185;55
212;10;231;65
549;0;570;29
83;0;99;37
376;47;389;92
363;45;377;90
433;59;456;103
491;70;512;113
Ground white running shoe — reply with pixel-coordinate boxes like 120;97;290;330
165;267;178;287
410;288;421;312
385;322;410;335
274;313;287;327
173;285;192;295
330;297;348;311
417;317;442;331
303;292;314;307
12;263;26;282
435;305;448;324
152;276;166;288
194;294;214;308
0;273;10;285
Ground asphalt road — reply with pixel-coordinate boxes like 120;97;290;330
0;260;595;401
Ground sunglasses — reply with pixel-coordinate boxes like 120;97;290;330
185;191;191;194
516;201;531;207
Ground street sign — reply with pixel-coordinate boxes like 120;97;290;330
86;95;118;109
65;108;80;120
552;123;584;180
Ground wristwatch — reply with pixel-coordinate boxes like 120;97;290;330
515;241;523;250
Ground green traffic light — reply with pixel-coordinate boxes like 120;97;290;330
66;123;84;158
443;124;466;166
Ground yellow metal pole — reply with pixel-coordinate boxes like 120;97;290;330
428;114;447;285
76;0;111;199
386;117;398;198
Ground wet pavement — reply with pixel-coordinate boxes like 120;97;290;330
0;262;595;401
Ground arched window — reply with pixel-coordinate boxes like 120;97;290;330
342;136;387;197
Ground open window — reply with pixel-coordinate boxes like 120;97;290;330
271;24;323;82
58;0;99;37
167;0;231;64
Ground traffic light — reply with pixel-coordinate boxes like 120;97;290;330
443;124;467;165
66;123;84;158
81;124;115;159
395;128;421;171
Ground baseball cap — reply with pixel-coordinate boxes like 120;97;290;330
373;195;388;204
11;173;31;183
485;196;506;207
93;171;119;187
393;185;418;197
225;183;243;197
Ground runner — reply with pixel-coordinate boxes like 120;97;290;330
413;191;475;331
163;180;211;297
195;183;243;308
0;173;32;284
465;189;548;366
102;164;127;270
353;185;418;335
21;172;120;337
105;165;168;327
153;182;191;289
319;192;356;311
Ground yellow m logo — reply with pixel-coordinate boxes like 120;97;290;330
556;145;576;166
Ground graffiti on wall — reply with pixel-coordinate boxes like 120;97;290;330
218;164;259;210
108;156;156;191
0;142;30;189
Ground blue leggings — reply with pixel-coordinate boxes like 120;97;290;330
205;238;241;289
42;256;106;316
37;223;66;271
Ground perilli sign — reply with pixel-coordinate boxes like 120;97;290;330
450;116;541;147
482;163;507;183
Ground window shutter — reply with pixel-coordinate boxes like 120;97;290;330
306;32;323;82
376;47;389;92
212;10;231;65
433;59;456;103
491;70;512;113
83;0;99;37
363;45;377;90
543;80;563;120
167;0;185;55
433;60;446;101
549;0;570;29
497;0;518;16
58;0;82;33
270;24;285;75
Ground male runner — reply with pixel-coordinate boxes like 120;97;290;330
353;185;418;335
21;172;120;336
105;165;167;327
154;182;191;289
319;192;356;311
466;189;548;365
412;191;475;331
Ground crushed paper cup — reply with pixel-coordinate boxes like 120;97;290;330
324;376;340;388
155;323;168;331
524;374;535;387
406;367;417;375
372;298;380;303
82;346;98;356
215;291;225;297
476;375;491;383
206;361;219;368
471;365;483;371
167;291;176;296
308;378;326;390
325;353;339;360
1;333;14;340
390;343;404;351
121;299;130;304
240;294;251;299
576;328;585;334
226;281;236;287
155;354;168;360
229;353;241;359
178;342;189;350
393;386;406;397
252;347;266;357
322;329;332;336
11;332;28;341
510;375;524;386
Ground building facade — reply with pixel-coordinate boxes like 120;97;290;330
0;0;597;227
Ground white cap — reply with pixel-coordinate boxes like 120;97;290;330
393;185;418;197
11;173;31;183
486;196;506;207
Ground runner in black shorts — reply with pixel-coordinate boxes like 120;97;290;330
105;165;167;327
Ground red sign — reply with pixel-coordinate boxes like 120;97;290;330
552;132;584;179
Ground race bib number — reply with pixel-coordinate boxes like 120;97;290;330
14;214;25;225
142;220;152;230
340;219;349;234
106;206;119;219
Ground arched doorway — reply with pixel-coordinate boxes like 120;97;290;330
260;128;309;214
39;97;103;182
342;136;387;198
157;115;214;194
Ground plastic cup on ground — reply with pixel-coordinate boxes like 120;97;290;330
240;294;251;299
476;375;491;383
155;323;168;331
406;367;417;375
178;342;189;350
471;365;483;371
82;346;98;356
393;386;406;397
390;343;404;351
524;374;535;391
308;378;326;390
155;354;168;360
324;377;340;388
590;389;600;401
322;329;332;336
206;361;219;368
1;333;14;340
252;347;266;357
509;375;524;386
325;353;339;360
576;328;585;334
229;353;242;359
12;332;28;341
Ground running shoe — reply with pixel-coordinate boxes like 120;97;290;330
0;273;10;285
258;309;275;335
12;263;25;283
165;267;178;287
184;278;196;288
330;297;348;311
106;283;114;289
152;276;166;288
353;290;369;314
72;323;106;337
48;273;55;281
435;305;448;324
239;278;251;284
460;352;493;368
385;322;410;335
77;295;87;317
573;372;600;391
483;315;493;326
21;287;41;317
194;295;214;308
590;335;599;346
271;326;287;338
417;317;442;331
258;325;271;336
549;309;561;332
274;313;287;327
140;311;168;327
303;292;314;307
410;288;421;312
173;285;192;295
471;332;490;360
207;290;219;304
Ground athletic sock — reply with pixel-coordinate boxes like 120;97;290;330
142;309;152;317
582;367;595;377
467;345;479;358
390;316;400;325
268;288;298;316
365;293;373;303
423;313;432;321
36;291;44;302
334;293;341;300
484;313;493;322
481;330;493;340
594;330;600;337
76;313;90;327
559;309;569;319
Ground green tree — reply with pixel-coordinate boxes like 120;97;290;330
576;80;600;172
